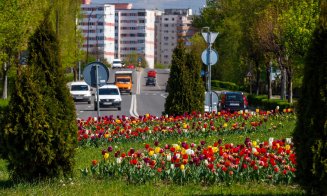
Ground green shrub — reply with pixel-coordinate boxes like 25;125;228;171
293;7;327;195
211;80;240;91
0;13;77;181
247;94;293;111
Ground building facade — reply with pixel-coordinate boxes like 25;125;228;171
155;9;197;66
115;8;156;68
80;3;115;64
79;1;197;68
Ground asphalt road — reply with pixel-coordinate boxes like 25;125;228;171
75;68;169;120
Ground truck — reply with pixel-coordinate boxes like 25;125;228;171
147;70;157;78
146;70;157;86
114;70;133;95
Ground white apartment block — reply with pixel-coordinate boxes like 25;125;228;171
115;8;157;68
79;1;197;68
155;9;197;66
80;2;115;64
79;1;156;68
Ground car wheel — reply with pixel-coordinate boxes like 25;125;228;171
118;107;121;111
94;104;97;111
88;100;91;104
130;91;132;95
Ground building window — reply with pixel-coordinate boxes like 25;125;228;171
138;12;146;16
139;20;145;23
164;18;169;21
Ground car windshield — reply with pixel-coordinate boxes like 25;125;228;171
113;61;121;64
226;94;243;101
147;78;155;81
71;85;88;91
117;78;130;83
99;88;119;95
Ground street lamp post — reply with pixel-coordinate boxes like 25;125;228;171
86;9;95;64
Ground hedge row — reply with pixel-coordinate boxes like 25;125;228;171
247;94;295;111
211;80;240;91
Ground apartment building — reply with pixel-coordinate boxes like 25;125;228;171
79;1;156;68
79;1;196;68
115;8;157;68
155;9;197;66
80;1;115;64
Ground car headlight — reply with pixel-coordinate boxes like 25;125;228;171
114;98;121;102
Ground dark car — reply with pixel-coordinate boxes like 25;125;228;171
146;77;156;86
220;92;248;111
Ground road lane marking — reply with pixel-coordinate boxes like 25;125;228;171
129;95;139;118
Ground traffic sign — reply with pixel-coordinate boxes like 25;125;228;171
201;32;219;44
83;62;109;88
201;49;219;66
138;57;142;62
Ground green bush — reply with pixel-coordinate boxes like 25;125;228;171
0;14;77;181
293;8;327;195
211;80;240;91
247;94;293;111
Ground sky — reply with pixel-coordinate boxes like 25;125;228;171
91;0;206;15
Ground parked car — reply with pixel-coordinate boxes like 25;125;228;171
94;84;122;110
219;91;248;111
146;77;156;86
69;81;92;104
112;58;123;69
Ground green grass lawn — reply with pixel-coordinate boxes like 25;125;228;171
0;113;304;195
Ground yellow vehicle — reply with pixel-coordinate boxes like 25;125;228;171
114;70;133;95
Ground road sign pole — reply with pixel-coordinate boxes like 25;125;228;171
207;32;212;113
95;64;100;120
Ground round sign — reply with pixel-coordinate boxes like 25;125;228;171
83;62;109;88
201;49;219;66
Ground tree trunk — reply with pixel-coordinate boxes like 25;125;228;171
287;68;293;103
2;62;8;99
255;61;260;95
281;67;287;100
267;65;272;99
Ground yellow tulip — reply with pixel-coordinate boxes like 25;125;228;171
255;109;260;113
223;123;228;128
103;153;109;160
252;141;257;147
116;119;121;124
155;147;161;154
212;147;218;153
180;164;185;170
285;145;291;150
104;133;109;138
149;150;154;156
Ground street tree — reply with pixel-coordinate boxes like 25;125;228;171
0;12;77;181
293;1;327;194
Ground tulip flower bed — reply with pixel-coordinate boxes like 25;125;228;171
81;137;296;185
77;109;295;147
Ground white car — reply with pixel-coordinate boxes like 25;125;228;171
112;58;123;68
69;81;92;104
94;84;122;110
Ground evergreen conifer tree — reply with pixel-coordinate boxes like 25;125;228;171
186;48;205;112
293;2;327;194
164;41;205;115
0;11;77;181
165;42;188;115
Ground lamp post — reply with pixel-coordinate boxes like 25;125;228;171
86;8;95;64
95;14;104;62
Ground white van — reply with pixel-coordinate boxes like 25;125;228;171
94;84;122;110
112;58;123;68
69;81;92;104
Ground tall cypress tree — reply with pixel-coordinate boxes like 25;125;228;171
186;48;205;112
164;41;205;115
165;42;189;115
0;11;77;181
293;2;327;194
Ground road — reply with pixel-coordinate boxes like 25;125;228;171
75;68;170;119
